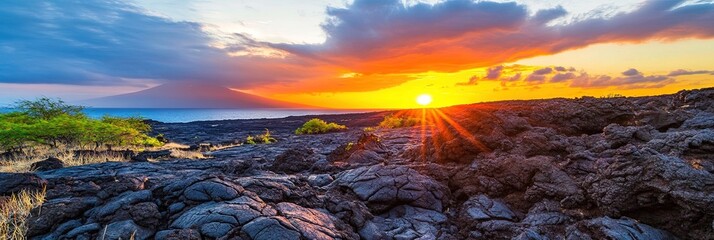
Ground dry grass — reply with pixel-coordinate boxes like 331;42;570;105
162;143;207;159
0;187;46;240
161;142;190;149
0;150;128;173
169;149;206;159
0;142;209;173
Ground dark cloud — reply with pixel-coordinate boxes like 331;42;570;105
550;72;577;82
475;65;687;89
532;6;568;24
533;67;554;75
484;66;504;80
457;65;523;87
456;75;479;86
525;74;547;83
622;68;642;76
553;66;576;72
668;69;713;76
570;69;674;89
507;73;522;82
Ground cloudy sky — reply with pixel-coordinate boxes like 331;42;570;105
1;0;713;108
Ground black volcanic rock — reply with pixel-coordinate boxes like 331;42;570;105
13;87;714;240
30;157;64;172
327;133;389;164
0;172;47;196
270;147;319;173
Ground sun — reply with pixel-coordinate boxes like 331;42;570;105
416;94;433;106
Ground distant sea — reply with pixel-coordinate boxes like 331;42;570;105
0;108;374;123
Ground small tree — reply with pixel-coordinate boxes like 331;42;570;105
14;97;84;120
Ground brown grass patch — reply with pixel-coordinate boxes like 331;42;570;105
0;187;46;239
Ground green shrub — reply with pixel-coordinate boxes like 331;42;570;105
0;98;162;152
258;129;276;143
378;114;420;129
245;136;256;145
245;129;276;144
295;118;348;135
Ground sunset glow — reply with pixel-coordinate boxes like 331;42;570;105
0;0;712;108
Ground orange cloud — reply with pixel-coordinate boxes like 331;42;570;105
250;0;714;93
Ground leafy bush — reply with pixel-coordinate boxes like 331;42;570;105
245;129;276;144
245;135;256;145
295;118;348;135
378;114;420;129
0;98;162;152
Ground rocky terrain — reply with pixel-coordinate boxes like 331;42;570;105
2;88;714;240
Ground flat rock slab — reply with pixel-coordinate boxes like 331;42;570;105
332;164;448;212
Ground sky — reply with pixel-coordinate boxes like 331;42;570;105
0;0;713;108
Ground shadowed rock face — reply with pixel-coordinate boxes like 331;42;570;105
9;88;714;239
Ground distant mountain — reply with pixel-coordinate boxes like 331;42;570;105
84;82;311;108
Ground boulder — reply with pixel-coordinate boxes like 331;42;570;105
569;217;677;240
30;157;64;171
87;190;152;222
171;196;268;238
327;133;388;164
270;147;319;173
276;202;356;240
98;220;154;240
27;197;99;237
63;223;101;239
585;147;714;239
307;174;333;187
183;177;243;202
129;202;161;227
331;165;447;212
155;229;202;240
460;195;516;221
0;172;47;196
365;205;448;240
241;217;301;240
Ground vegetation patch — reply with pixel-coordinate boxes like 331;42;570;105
245;129;277;144
378;114;420;129
0;98;162;153
0;98;167;172
0;187;46;239
295;118;348;135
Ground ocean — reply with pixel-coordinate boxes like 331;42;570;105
0;108;374;123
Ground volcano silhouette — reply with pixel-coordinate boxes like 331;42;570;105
86;82;311;108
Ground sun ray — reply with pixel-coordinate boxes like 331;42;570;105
420;108;428;162
434;109;490;152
